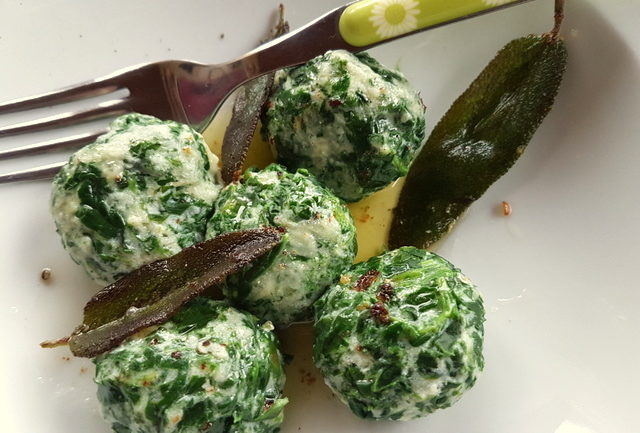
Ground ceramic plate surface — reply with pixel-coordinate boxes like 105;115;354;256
1;1;639;432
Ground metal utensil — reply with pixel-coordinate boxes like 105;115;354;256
0;0;532;183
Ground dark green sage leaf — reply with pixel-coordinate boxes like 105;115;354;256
221;5;289;183
390;34;567;249
63;227;283;358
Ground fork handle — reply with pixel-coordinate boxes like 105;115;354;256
339;0;527;47
246;0;531;76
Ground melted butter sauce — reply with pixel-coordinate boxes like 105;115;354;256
203;110;404;264
348;179;404;262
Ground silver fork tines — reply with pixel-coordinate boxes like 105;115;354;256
0;80;121;115
0;131;106;160
0;162;66;184
0;75;133;182
0;99;128;138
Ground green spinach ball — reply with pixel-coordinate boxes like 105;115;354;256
263;49;426;202
51;113;222;285
313;247;485;420
94;298;287;433
206;164;357;326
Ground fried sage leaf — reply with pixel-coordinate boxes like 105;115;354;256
390;34;567;249
62;228;283;358
221;5;289;183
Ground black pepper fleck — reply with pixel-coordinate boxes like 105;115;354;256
41;268;52;280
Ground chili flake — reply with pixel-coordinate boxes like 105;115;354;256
370;302;390;325
377;282;395;302
354;269;380;292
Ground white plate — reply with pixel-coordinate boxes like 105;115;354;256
1;1;639;432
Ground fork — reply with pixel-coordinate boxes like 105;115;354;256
0;0;531;183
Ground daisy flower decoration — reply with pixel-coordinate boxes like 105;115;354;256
368;0;420;39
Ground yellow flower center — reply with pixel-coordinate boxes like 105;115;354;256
384;4;407;25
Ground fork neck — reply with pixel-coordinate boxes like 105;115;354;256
180;5;352;132
237;4;352;78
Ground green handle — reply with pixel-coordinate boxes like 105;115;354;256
339;0;522;47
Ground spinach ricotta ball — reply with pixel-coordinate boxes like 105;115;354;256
94;298;287;433
206;164;357;326
51;113;222;285
263;49;426;202
313;247;485;420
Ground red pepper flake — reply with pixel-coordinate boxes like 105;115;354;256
328;99;342;107
199;363;207;370
171;351;182;359
142;380;151;387
370;302;390;325
298;368;317;385
150;337;159;345
354;270;380;292
355;345;364;352
377;282;395;303
358;213;372;223
357;205;372;223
